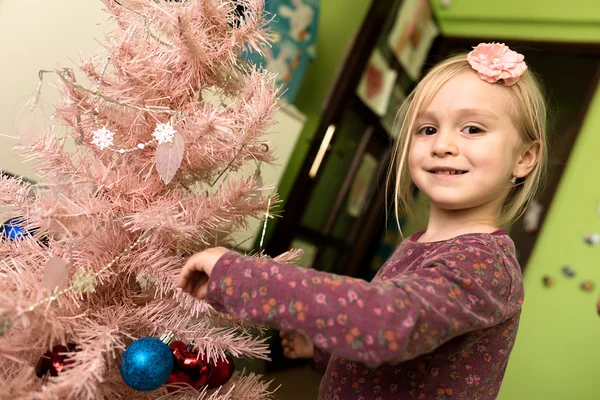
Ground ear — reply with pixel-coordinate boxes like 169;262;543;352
514;140;541;178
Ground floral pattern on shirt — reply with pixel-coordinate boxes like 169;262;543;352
206;230;523;399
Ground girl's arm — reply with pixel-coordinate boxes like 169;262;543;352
206;240;521;368
313;346;331;371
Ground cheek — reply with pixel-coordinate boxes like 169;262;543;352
467;147;512;177
407;142;421;169
466;142;500;166
407;150;419;178
407;146;426;186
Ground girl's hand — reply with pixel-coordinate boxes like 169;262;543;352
177;247;229;299
280;331;314;359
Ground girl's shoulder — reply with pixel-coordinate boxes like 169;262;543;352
403;229;516;260
376;230;518;281
407;229;510;244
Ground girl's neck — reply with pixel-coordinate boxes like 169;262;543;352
418;202;502;243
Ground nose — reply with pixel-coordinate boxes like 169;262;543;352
431;130;458;157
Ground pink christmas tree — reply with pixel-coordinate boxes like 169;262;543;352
0;0;294;398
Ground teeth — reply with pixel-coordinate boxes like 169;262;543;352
434;171;463;174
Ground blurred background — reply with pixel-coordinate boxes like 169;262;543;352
1;0;599;398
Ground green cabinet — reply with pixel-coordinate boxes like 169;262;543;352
431;0;600;42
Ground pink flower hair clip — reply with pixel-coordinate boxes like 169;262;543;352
466;43;528;86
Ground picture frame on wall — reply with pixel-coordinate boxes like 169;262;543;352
387;0;439;80
241;0;320;104
355;49;398;117
347;152;379;218
381;84;407;138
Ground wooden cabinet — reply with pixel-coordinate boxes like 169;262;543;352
265;0;407;281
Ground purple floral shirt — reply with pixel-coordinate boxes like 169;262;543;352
206;230;524;399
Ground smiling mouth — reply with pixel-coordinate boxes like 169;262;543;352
428;170;468;175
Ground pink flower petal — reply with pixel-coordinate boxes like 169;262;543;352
467;43;527;86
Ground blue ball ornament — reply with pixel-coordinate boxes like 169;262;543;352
120;337;174;391
1;217;30;240
1;217;48;246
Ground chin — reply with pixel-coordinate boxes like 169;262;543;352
430;200;471;211
417;189;470;210
429;194;504;214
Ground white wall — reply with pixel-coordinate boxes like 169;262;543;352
229;104;305;251
0;0;304;249
0;0;109;180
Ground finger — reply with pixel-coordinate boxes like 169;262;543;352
184;279;194;293
195;281;208;299
190;275;209;298
182;274;200;294
177;268;194;289
282;338;294;351
177;253;204;288
283;349;296;359
181;274;193;293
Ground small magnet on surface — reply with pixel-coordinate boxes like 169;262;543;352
580;280;595;292
542;275;555;288
584;233;600;246
561;266;576;278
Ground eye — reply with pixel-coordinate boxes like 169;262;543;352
417;126;437;135
462;126;484;134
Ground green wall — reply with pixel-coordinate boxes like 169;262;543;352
498;76;600;400
429;1;600;398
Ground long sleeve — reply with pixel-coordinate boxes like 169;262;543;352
206;239;520;368
312;346;331;372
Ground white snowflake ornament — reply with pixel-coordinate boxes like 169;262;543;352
91;126;115;150
152;122;177;144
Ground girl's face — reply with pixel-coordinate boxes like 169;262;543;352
408;70;528;214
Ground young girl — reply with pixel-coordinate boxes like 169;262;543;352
177;42;547;399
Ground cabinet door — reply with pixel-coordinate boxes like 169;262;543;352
433;0;598;22
280;101;390;276
432;0;600;42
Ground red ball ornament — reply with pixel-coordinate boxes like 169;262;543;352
165;370;190;391
170;341;210;373
35;344;76;379
165;341;211;393
165;368;212;393
200;353;235;389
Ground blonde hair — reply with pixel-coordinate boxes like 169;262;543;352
388;53;548;230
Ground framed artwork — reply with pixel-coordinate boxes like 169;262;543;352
356;49;398;117
347;153;379;218
381;84;407;138
240;0;319;104
387;0;439;80
268;0;319;47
